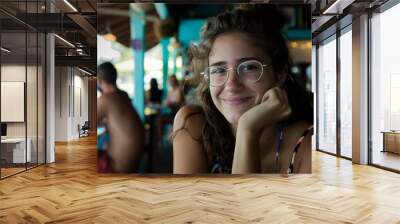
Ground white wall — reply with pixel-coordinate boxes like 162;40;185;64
55;66;69;141
1;65;35;137
55;66;89;141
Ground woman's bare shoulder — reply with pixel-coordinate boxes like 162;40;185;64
173;105;206;140
172;105;209;173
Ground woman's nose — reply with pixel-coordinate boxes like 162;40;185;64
224;68;242;89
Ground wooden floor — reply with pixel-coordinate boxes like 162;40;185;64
1;135;400;223
1;167;26;178
1;163;45;178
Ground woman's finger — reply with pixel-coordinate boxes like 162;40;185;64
261;88;272;102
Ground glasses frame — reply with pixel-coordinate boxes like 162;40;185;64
201;59;270;87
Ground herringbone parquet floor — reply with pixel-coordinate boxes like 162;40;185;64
1;135;400;223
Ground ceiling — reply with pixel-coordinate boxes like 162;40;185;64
98;3;311;51
97;3;159;50
0;0;97;73
97;4;239;49
311;0;390;39
1;1;313;73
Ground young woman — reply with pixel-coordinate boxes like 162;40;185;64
165;75;185;114
172;5;313;174
155;75;185;146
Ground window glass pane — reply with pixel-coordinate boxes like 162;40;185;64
1;30;27;177
0;1;46;179
340;28;352;158
312;45;317;150
38;32;45;165
317;35;337;154
27;31;38;169
371;3;400;171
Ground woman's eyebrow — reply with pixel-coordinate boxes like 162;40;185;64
209;57;261;67
238;57;260;63
209;61;227;67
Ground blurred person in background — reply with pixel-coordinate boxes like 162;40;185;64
165;75;185;114
146;78;163;108
155;75;185;145
97;62;145;173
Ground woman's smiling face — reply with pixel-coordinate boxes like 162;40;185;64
208;32;277;126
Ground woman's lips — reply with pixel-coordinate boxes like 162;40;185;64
222;96;252;106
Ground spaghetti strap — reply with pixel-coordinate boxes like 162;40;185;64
287;125;314;174
211;125;313;174
274;125;284;172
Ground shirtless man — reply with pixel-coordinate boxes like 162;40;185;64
97;62;144;173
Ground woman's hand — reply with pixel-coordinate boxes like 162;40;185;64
232;87;291;173
238;86;292;135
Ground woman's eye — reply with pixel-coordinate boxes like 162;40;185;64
210;67;226;75
242;64;258;71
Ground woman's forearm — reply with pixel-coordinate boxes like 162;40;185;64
232;128;260;174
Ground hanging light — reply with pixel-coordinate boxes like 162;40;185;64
1;47;11;53
103;33;117;42
78;67;93;76
54;34;75;48
102;22;117;42
63;0;78;12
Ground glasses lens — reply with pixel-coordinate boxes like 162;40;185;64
238;60;263;83
207;66;227;86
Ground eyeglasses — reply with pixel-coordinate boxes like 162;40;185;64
201;59;270;87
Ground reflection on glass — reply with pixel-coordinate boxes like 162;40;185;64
27;32;38;169
371;3;400;171
0;1;47;179
340;29;352;158
38;33;46;165
1;32;27;177
317;36;337;154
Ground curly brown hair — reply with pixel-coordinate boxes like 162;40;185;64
181;5;313;172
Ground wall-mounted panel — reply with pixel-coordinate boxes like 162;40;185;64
1;82;25;122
